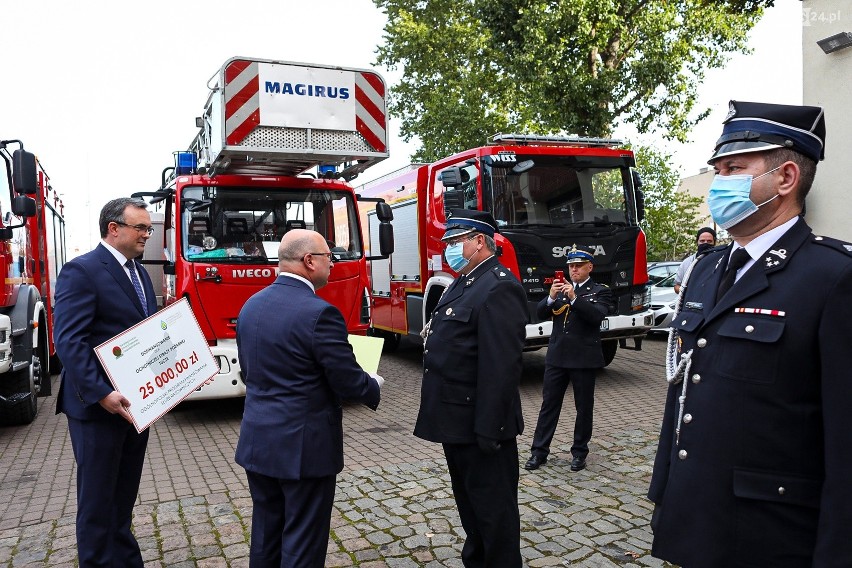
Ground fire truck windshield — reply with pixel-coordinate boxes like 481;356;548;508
180;186;362;263
483;156;636;229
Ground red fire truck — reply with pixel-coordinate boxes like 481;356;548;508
135;57;393;400
358;134;654;365
0;140;66;425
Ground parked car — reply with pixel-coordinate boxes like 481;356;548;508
647;261;682;284
650;273;679;333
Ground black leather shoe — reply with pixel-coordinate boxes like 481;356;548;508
524;455;547;470
570;456;587;472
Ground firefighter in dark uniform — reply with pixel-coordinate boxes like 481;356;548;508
414;209;528;568
524;246;614;472
648;101;852;568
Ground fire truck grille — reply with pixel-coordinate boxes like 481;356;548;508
512;242;541;267
240;127;375;154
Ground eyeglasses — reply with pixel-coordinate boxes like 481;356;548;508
115;221;155;235
445;234;479;247
307;252;334;261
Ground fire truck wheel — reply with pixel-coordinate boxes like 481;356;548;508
368;328;401;353
0;366;38;426
383;332;401;353
36;342;51;397
601;341;618;367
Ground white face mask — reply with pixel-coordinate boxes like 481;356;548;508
707;166;781;230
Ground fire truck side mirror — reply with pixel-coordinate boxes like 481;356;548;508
443;189;464;213
11;195;36;218
12;150;38;195
632;170;645;222
374;202;395;256
375;202;393;223
378;223;394;257
439;163;478;188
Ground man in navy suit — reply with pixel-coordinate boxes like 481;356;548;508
54;197;158;567
524;246;614;473
235;228;383;567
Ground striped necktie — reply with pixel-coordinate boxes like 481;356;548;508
125;259;149;316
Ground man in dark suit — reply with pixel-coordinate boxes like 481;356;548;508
649;101;852;567
54;197;158;567
414;209;528;568
235;228;383;567
524;246;614;473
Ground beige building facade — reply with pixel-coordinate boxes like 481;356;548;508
802;0;852;240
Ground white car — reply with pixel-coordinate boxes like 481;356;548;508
650;273;679;333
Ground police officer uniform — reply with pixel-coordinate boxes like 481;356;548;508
524;246;614;472
648;101;852;567
414;209;528;568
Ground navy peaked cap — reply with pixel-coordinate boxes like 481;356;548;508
442;209;498;240
709;100;826;164
565;245;594;264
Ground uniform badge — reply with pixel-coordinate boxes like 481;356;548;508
723;101;737;122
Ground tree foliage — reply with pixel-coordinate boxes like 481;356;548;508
633;144;705;261
374;0;772;162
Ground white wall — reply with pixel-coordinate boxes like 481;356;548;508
802;0;852;240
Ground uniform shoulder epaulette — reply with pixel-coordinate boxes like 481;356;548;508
491;266;513;279
812;234;852;257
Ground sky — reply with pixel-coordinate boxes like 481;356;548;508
1;1;802;255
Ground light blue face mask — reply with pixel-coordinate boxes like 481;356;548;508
444;242;471;272
707;166;781;230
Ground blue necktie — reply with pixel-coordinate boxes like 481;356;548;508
125;259;149;316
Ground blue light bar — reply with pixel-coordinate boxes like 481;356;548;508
318;164;337;176
175;152;197;175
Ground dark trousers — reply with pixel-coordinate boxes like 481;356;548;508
67;416;149;568
245;470;336;568
530;365;596;460
443;439;522;568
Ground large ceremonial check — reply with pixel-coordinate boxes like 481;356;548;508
94;298;218;432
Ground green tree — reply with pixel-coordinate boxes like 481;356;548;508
633;144;705;261
374;0;773;162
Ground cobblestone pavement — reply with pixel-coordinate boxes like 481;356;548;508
0;336;676;567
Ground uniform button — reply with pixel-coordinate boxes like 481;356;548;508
499;426;504;431
424;368;428;373
678;449;688;460
683;414;693;423
465;396;470;401
424;350;428;355
745;325;755;333
697;338;707;348
681;319;687;325
429;330;433;335
691;374;701;384
778;487;786;495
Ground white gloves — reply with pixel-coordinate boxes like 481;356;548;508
370;373;385;388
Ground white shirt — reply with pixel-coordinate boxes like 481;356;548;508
729;216;799;283
101;240;146;302
281;272;315;293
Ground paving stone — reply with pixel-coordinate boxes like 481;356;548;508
0;341;684;566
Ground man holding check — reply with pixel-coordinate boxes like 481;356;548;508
54;197;158;567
